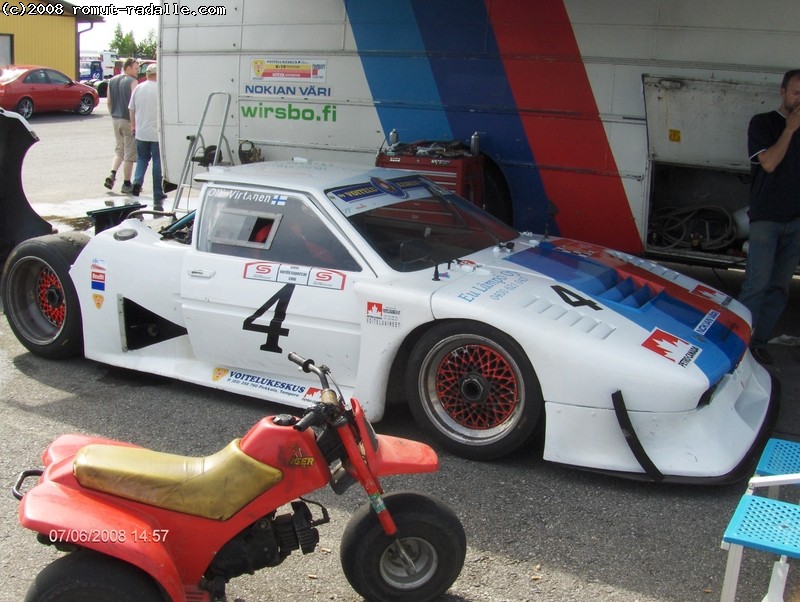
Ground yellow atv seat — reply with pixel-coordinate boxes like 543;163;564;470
73;439;283;520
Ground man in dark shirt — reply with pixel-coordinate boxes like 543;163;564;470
104;58;139;195
740;69;800;364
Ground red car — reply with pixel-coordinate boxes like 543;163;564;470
0;65;99;119
136;59;156;82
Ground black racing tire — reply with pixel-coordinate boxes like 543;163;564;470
1;233;88;359
406;320;543;460
76;94;95;115
24;550;166;602
340;491;466;602
16;97;34;119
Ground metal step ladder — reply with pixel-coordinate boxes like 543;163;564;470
170;91;235;213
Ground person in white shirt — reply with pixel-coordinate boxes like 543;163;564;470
128;62;166;210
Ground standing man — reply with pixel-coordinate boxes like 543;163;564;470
104;57;138;195
740;69;800;364
128;62;167;211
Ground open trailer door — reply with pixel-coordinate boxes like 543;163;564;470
643;76;776;266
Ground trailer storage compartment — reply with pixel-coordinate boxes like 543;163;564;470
643;76;776;265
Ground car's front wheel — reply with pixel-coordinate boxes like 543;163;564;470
76;94;95;115
15;97;34;119
406;321;543;459
1;233;88;358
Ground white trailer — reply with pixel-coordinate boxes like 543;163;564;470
159;0;800;265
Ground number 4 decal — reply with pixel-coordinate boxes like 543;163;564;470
551;285;603;311
243;284;295;352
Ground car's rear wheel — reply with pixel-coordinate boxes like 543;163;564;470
76;94;95;115
406;321;543;460
1;233;88;359
15;97;34;119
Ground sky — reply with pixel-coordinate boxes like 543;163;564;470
71;1;159;53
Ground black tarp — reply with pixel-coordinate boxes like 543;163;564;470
0;109;53;264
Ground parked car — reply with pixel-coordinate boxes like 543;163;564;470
136;59;156;82
89;78;109;98
0;158;777;483
0;65;99;119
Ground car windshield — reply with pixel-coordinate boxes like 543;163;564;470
0;68;24;83
327;175;519;272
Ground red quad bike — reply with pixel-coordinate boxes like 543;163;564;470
13;353;467;602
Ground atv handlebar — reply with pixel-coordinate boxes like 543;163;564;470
288;352;331;389
288;353;341;432
293;404;332;432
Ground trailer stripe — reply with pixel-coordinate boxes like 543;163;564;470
409;1;551;234
488;0;642;252
345;1;453;142
347;0;642;253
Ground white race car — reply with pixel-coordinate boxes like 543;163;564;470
1;159;776;482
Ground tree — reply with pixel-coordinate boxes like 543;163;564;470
138;29;158;60
108;23;144;59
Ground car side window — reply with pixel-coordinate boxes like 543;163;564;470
23;70;47;84
44;70;70;85
197;186;361;272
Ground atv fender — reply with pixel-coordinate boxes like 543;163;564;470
18;480;185;602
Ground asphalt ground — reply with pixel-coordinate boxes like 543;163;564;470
1;100;800;601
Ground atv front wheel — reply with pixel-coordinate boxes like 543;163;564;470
341;491;466;602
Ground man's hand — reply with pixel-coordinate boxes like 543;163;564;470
786;104;800;134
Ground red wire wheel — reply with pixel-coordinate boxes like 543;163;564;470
434;343;519;430
34;266;66;328
407;322;542;460
1;234;86;359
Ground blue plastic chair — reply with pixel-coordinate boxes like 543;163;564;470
755;438;800;498
757;439;800;476
720;473;800;601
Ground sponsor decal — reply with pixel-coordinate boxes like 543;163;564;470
250;58;327;82
330;175;428;204
240;102;337;123
694;310;721;335
206;187;274;204
367;301;401;328
642;328;702;368
243;262;346;290
456;259;480;270
692;284;733;307
90;260;106;291
304;387;323;402
370;177;407;198
92;294;104;309
219;369;307;398
457;271;529;302
244;84;332;97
